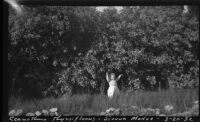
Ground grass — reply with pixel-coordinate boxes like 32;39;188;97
8;88;199;116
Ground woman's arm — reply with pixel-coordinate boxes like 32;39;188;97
116;74;123;82
106;72;110;82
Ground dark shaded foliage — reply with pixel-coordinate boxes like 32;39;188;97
8;6;199;98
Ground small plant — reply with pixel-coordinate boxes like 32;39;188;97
8;88;199;116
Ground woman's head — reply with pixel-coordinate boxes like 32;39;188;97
110;73;116;80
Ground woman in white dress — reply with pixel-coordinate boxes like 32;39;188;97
106;72;123;99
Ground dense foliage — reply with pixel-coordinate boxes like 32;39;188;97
8;6;199;98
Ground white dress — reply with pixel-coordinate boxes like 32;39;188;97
107;80;120;99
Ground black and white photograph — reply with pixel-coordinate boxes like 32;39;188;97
6;1;199;118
